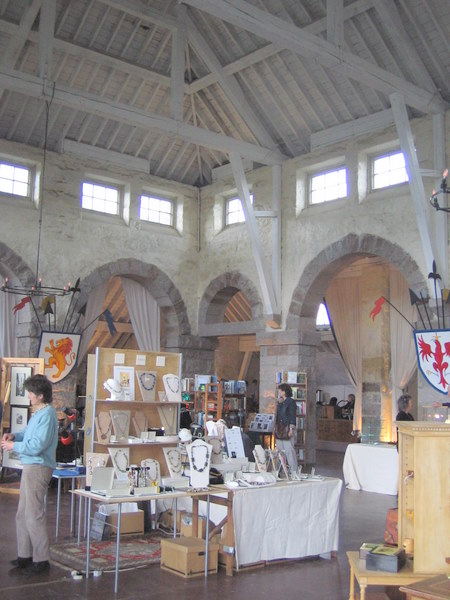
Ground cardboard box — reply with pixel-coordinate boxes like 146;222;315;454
160;536;219;578
180;514;214;539
158;509;187;533
108;509;144;536
366;545;406;573
359;542;379;559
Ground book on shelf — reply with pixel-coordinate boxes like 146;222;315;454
276;371;307;385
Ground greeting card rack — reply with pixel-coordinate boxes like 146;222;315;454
84;347;182;476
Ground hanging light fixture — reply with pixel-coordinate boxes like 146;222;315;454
430;169;450;212
0;86;81;333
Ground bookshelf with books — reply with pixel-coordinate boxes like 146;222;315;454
193;375;222;424
276;371;308;466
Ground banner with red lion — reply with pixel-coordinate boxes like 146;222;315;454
37;331;81;383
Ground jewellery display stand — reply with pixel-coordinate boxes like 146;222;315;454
253;445;267;472
140;458;161;485
85;452;110;487
95;411;112;443
186;439;212;488
108;447;130;480
162;373;182;403
85;347;182;479
163;447;183;478
207;436;223;465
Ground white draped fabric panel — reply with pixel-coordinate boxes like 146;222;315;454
77;280;109;362
121;277;160;351
0;291;17;357
389;271;417;437
325;277;362;432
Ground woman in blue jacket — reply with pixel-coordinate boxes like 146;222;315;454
1;374;58;574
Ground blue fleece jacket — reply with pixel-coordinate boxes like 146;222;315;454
13;404;58;469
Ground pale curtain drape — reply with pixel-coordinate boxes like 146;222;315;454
0;292;18;357
121;277;160;351
78;280;109;362
325;278;363;432
389;270;417;434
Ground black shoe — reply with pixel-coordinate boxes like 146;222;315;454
10;557;32;569
28;561;50;574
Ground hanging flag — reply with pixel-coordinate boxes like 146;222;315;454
13;296;31;315
103;308;117;336
369;296;385;321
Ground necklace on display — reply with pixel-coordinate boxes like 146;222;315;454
167;449;182;473
139;372;156;391
97;412;111;440
113;449;129;473
210;439;222;456
164;375;180;394
142;460;158;482
111;411;130;439
190;444;210;472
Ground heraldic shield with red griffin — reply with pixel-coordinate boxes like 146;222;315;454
414;329;450;395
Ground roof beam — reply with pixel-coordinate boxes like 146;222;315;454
38;0;55;80
0;68;287;165
327;0;344;47
186;14;276;149
389;92;440;291
1;0;42;69
182;0;446;114
170;4;187;121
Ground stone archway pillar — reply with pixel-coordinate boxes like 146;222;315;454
257;318;321;465
164;334;218;379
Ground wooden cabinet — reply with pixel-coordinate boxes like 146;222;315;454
84;347;182;476
275;371;308;466
194;381;222;421
397;422;449;575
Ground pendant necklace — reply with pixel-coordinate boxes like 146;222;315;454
167;449;182;473
139;372;156;391
113;448;129;473
111;411;130;439
164;375;180;394
97;412;111;440
191;444;210;472
141;459;158;482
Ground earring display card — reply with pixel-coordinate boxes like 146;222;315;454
249;413;275;432
86;452;110;487
136;370;157;402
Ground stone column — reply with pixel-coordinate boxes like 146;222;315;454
257;319;321;465
164;334;218;379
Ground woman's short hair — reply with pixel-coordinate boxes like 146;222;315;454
397;394;411;412
24;374;53;404
278;383;293;397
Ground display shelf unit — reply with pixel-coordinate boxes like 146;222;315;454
1;357;44;470
276;371;308;466
397;421;449;576
222;379;246;424
85;347;182;476
194;381;223;422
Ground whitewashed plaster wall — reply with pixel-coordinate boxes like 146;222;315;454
198;112;449;327
0;139;200;335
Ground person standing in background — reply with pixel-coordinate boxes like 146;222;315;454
1;374;58;575
275;383;298;473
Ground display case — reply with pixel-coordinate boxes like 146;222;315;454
275;371;308;466
84;347;182;477
397;421;449;575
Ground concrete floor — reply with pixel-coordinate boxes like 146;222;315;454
0;450;400;600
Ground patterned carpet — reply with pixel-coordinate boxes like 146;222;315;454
50;533;162;572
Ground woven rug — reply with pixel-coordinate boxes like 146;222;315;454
50;534;162;572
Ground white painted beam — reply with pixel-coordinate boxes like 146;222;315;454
390;92;440;292
230;152;280;325
272;164;281;313
432;112;448;285
63;139;149;173
327;0;344;47
0;68;287;165
170;4;187;121
186;15;276;149
98;0;177;30
1;0;42;69
311;109;394;149
38;0;55;80
182;0;446;114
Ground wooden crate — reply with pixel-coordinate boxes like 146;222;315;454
160;537;219;578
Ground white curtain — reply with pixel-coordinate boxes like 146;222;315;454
78;280;109;362
121;277;160;351
325;277;363;432
390;271;417;434
0;292;18;357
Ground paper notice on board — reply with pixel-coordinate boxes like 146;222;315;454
114;353;125;365
156;356;166;367
136;354;146;366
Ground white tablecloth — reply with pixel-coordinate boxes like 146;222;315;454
156;478;343;568
343;443;399;495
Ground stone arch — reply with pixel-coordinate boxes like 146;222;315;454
287;233;427;327
198;271;264;331
77;258;191;346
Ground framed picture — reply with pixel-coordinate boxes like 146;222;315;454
1;448;22;470
10;366;32;406
10;406;28;433
113;366;135;401
37;331;81;383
